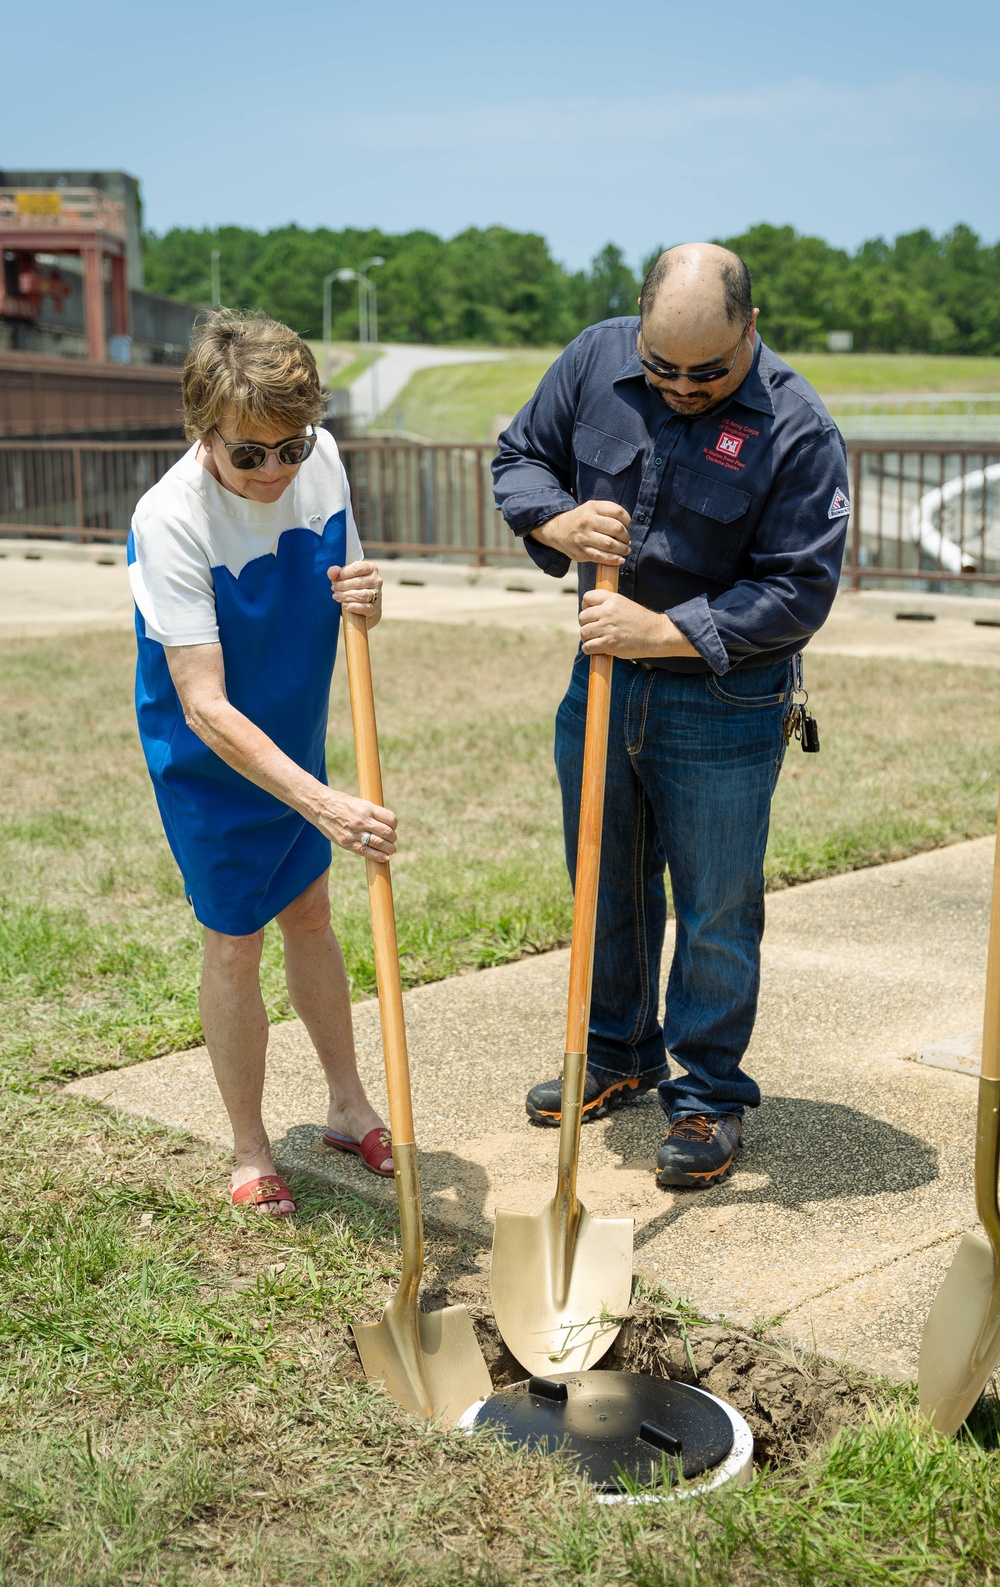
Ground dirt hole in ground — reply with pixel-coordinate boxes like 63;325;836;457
419;1257;876;1469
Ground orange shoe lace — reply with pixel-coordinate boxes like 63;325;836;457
666;1115;717;1142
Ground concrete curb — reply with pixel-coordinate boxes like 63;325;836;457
0;538;126;565
5;538;1000;620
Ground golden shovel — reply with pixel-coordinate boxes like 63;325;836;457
491;564;634;1374
343;608;492;1425
918;790;1000;1435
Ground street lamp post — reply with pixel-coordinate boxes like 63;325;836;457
334;256;384;422
336;267;368;345
359;256;384;419
322;270;339;349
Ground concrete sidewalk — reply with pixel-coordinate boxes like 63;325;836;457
68;837;994;1383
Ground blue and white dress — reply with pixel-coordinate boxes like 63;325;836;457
128;429;363;936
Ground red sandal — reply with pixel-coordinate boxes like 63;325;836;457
322;1126;394;1178
231;1173;297;1215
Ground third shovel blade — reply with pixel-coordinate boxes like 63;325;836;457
918;1231;1000;1435
490;1203;633;1376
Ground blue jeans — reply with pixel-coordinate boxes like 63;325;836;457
554;652;791;1121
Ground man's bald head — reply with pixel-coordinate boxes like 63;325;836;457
636;243;757;415
639;243;752;328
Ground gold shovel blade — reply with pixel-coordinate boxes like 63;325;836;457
352;1301;493;1428
491;1202;633;1375
918;1233;1000;1435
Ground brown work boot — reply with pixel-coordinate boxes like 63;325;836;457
526;1066;668;1126
655;1114;742;1188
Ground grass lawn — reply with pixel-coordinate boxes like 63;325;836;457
787;353;1000;395
2;623;1000;1580
304;342;379;389
377;351;561;441
384;352;1000;442
3;624;1000;1083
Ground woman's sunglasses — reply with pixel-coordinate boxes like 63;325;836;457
213;426;316;471
638;318;752;384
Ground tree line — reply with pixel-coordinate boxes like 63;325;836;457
142;221;1000;354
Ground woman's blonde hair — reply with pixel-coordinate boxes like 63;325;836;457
181;308;327;443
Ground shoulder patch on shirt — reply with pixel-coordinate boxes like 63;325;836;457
828;487;851;519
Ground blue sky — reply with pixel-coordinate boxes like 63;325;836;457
4;0;999;269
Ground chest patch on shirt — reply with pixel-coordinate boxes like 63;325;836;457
703;419;758;473
828;488;851;519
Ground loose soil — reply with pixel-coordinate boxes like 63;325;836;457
385;1241;876;1470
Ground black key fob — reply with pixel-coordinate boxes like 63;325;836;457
801;712;820;753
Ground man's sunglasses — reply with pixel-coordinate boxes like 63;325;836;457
638;318;752;384
214;426;316;471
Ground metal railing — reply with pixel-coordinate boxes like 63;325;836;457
843;442;1000;590
3;436;1000;588
0;439;186;541
340;441;510;563
829;396;1000;443
0;437;518;563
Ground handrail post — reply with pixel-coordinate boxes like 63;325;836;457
850;448;862;592
73;446;85;543
475;445;486;568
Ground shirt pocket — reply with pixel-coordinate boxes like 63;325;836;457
572;423;640;504
664;465;752;579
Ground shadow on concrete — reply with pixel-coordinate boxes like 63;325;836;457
604;1094;940;1250
271;1123;494;1259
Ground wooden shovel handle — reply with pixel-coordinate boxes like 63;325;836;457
342;610;415;1145
565;563;619;1055
983;787;1000;1085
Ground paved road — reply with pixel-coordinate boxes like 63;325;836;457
347;343;504;427
0;546;135;637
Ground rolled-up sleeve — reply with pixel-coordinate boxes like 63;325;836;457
668;430;849;671
492;343;584;578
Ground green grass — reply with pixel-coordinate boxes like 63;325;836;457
379;350;561;440
2;627;1000;1088
0;624;576;1084
304;341;379;389
788;353;1000;395
0;1092;997;1582
386;351;1000;442
765;653;1000;885
2;622;1000;1580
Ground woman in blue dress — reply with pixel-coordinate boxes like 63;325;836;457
130;310;395;1215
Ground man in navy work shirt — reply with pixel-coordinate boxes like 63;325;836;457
492;242;850;1189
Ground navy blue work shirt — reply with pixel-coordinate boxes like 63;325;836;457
492;317;850;674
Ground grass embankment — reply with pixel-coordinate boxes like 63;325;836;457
386;351;1000;441
2;624;1000;1580
378;351;560;441
791;353;1000;395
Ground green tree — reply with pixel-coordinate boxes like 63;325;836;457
141;219;1000;355
718;223;848;350
570;243;640;328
